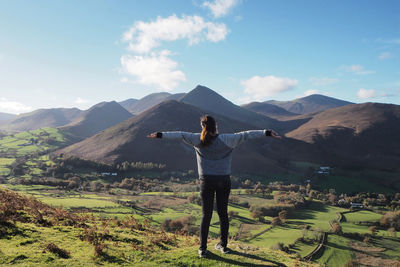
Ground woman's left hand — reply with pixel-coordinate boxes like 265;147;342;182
271;130;282;139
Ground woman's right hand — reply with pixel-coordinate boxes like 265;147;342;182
147;132;158;139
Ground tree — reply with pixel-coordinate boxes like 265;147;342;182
331;222;342;235
368;226;377;236
250;209;264;222
278;210;288;223
271;217;282;226
388;227;396;237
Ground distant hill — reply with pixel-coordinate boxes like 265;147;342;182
242;102;298;118
166;93;186;101
118;98;138;112
58;100;283;174
0;112;17;124
0;108;83;132
266;94;353;114
60;101;132;139
286;102;400;170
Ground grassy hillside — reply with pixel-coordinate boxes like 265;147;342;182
285;103;400;171
2;184;400;266
0;127;76;178
0;187;310;266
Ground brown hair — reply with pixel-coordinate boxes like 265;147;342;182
200;115;217;146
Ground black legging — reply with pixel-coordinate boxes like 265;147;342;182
199;175;231;250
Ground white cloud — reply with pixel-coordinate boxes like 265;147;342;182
0;98;33;114
304;89;319;96
357;88;376;99
122;14;228;54
241;75;298;101
378;52;393;60
203;0;239;18
309;77;339;86
343;64;375;75
120;77;129;83
74;97;89;104
121;50;186;91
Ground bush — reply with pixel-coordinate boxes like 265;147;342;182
368;226;377;236
187;193;201;205
271;217;282;226
388;227;397;237
344;260;358;267
228;210;238;219
250;209;264;222
331;222;342;235
278;210;288;223
271;242;289;252
161;215;197;234
381;211;400;230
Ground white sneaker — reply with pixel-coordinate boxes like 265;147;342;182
198;249;207;258
215;243;230;254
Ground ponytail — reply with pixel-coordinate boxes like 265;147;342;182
200;115;216;146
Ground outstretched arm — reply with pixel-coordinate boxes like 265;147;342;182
219;129;281;149
147;131;201;146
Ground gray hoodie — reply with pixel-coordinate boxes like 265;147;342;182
161;130;270;176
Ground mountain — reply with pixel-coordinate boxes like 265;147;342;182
122;92;168;114
241;102;298;118
166;93;186;101
180;85;281;129
286;102;400;170
118;98;138;112
60;101;133;139
58;100;284;174
0;108;83;132
266;94;353;114
0;112;17;124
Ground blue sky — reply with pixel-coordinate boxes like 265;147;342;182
0;0;399;114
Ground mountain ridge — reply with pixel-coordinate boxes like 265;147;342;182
266;94;353;114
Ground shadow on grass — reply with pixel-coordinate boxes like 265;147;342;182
290;201;329;220
96;252;126;265
205;250;286;267
229;203;248;210
235;215;257;224
0;221;28;239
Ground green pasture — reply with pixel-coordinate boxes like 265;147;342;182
316;234;353;266
343;210;382;223
289;201;346;231
317;175;394;193
37;196;121;209
0;157;15;165
248;225;303;247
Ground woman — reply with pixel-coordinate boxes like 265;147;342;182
147;115;281;258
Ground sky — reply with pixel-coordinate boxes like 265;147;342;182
0;0;399;114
